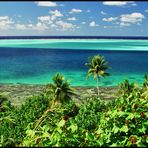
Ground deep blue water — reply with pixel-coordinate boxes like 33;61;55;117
0;47;148;86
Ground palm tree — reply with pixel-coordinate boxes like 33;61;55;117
85;55;110;97
118;79;139;98
46;73;75;106
34;73;75;129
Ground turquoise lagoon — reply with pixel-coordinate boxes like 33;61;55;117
0;39;148;86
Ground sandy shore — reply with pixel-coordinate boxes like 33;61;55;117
0;84;119;106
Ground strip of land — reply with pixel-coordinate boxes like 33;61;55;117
0;84;119;106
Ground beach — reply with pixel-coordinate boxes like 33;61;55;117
0;84;119;106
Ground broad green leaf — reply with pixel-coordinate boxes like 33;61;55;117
26;130;35;137
112;110;118;117
42;125;49;132
42;132;50;138
112;126;120;134
0;135;4;147
57;119;65;127
96;128;103;134
120;125;128;133
106;137;111;144
138;126;146;134
57;128;62;134
137;142;147;147
68;124;78;133
118;111;124;117
137;137;146;147
110;143;118;147
126;113;135;120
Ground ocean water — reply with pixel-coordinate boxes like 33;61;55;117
0;39;148;51
0;39;148;86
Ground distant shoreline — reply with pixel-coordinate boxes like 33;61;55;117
0;36;148;40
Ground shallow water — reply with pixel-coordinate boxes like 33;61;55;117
0;39;148;86
0;39;148;51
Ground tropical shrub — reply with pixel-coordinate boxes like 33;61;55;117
0;93;50;147
1;76;148;147
93;78;148;147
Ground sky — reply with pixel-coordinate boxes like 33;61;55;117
0;1;148;36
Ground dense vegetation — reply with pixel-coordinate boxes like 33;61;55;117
0;55;148;147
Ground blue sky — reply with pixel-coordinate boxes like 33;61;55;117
0;1;148;36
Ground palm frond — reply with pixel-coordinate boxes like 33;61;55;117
46;73;75;104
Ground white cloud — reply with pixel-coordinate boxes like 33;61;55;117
67;17;77;21
55;20;76;30
112;22;120;25
35;22;48;30
103;1;136;7
28;24;33;28
50;24;57;28
0;16;9;20
81;22;86;24
86;10;91;13
15;22;48;31
89;21;99;27
119;12;145;27
120;12;145;23
89;21;95;27
120;22;131;27
129;2;137;6
59;4;64;7
104;26;113;28
0;13;77;33
101;12;144;28
137;22;141;26
69;8;82;14
102;12;144;27
38;16;53;24
37;9;77;31
0;16;14;30
37;10;63;25
36;1;57;7
101;11;107;15
15;24;27;30
102;17;118;22
49;10;63;17
145;9;148;12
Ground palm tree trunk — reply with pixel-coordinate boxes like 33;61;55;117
33;99;57;130
96;76;99;97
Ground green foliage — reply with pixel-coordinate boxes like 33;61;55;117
0;93;50;147
0;92;11;112
118;79;140;98
21;100;79;147
75;98;106;131
1;76;148;147
95;89;148;147
141;74;148;99
45;73;75;104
